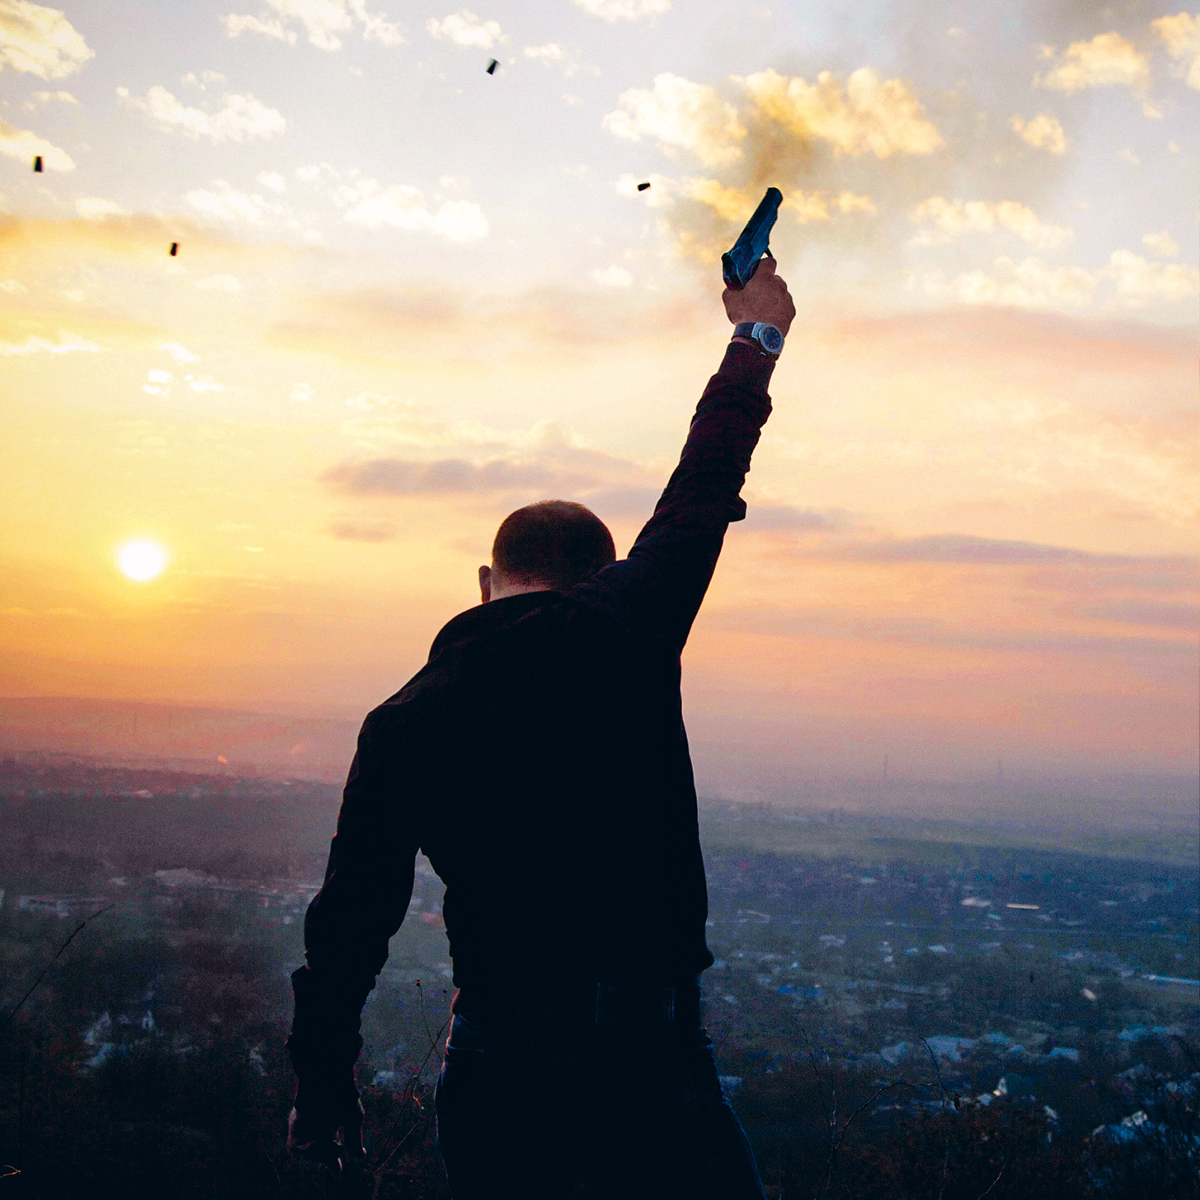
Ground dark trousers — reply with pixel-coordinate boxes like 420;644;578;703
434;986;767;1200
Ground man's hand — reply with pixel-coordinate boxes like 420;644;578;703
287;1073;366;1177
722;257;795;336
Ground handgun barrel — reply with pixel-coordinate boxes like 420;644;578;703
721;187;783;289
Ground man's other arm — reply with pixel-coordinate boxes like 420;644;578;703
576;261;795;651
286;705;422;1147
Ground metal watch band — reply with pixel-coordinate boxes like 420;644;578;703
732;321;783;356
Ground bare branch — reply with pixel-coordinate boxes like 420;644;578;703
1;903;116;1029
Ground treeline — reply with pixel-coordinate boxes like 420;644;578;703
0;759;340;882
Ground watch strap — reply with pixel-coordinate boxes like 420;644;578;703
732;322;783;356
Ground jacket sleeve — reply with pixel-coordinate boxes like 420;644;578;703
572;339;775;651
287;704;423;1088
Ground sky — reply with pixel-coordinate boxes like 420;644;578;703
0;0;1197;794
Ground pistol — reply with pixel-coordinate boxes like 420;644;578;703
721;187;783;290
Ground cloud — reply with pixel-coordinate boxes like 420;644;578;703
911;256;1098;309
1;330;98;354
1081;598;1200;631
117;85;287;141
572;0;670;21
333;177;488;240
74;196;127;219
603;73;746;167
590;265;632;287
425;10;503;50
1039;32;1151;94
159;341;197;363
829;533;1190;568
256;169;287;193
0;0;92;78
185;374;223;392
222;12;295;43
1010;113;1067;154
24;87;75;108
910;197;1073;250
186;180;282;224
1142;230;1179;258
222;0;404;50
328;520;396;542
143;367;172;395
741;505;850;533
0;115;72;168
741;67;943;158
1152;11;1200;90
196;273;243;291
323;456;580;496
523;42;581;76
706;604;1195;660
1104;248;1200;306
181;70;227;90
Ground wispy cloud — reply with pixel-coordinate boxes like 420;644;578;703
118;85;287;142
1142;230;1179;258
332;177;488;240
911;248;1199;311
0;0;93;79
705;603;1197;660
323;455;582;496
572;0;670;22
1039;32;1150;95
23;87;77;109
523;42;583;76
2;331;98;354
222;0;404;50
425;10;504;50
824;533;1195;569
75;196;127;219
910;197;1072;250
590;265;632;287
603;73;746;168
328;520;396;542
0;114;72;169
1151;11;1200;90
1010;113;1067;154
1081;598;1200;632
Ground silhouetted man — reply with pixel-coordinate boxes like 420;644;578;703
287;262;795;1198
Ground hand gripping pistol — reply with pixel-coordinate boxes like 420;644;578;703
721;187;783;289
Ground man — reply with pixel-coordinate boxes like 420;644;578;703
287;260;795;1198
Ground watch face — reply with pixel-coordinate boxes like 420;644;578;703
758;324;784;354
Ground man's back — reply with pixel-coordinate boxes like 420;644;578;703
370;584;712;993
299;335;776;1001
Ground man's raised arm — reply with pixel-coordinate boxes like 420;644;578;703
576;260;795;650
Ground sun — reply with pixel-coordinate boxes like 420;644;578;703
117;538;169;582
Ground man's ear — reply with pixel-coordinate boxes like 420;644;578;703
478;564;492;603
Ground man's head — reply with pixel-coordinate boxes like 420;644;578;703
479;500;616;602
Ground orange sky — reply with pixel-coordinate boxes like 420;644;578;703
1;1;1197;787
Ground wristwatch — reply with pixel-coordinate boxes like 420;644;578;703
732;321;784;357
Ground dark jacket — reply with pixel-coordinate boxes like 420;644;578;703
289;341;775;1076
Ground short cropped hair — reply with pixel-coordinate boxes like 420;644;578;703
491;500;616;590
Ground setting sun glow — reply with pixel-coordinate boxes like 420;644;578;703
117;539;168;583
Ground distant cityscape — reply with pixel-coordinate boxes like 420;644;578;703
1;754;1196;1196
